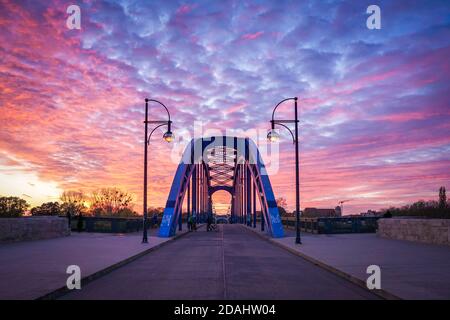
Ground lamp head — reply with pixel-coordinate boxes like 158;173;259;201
267;129;280;143
163;131;174;143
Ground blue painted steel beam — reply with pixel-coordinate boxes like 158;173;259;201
159;136;284;238
246;165;251;226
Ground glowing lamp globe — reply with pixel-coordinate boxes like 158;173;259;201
267;130;280;143
163;131;174;143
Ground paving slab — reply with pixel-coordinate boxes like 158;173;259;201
249;224;450;299
0;225;189;300
61;225;379;300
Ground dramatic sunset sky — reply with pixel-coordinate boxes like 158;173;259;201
0;0;449;214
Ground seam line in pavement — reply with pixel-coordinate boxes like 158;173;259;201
221;225;228;300
37;226;203;300
243;225;402;301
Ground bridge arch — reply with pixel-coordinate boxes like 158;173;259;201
158;136;284;238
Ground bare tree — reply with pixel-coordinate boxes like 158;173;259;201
60;190;85;206
60;190;86;229
276;197;288;216
439;186;447;209
91;187;133;216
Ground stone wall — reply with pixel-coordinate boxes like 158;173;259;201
0;216;70;243
377;218;450;246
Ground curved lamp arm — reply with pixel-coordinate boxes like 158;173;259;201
145;98;171;122
272;121;295;144
271;97;297;122
147;123;169;145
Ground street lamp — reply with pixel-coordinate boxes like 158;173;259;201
267;97;301;244
266;129;280;143
143;98;174;243
163;131;175;143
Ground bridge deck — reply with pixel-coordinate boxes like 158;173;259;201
61;225;379;300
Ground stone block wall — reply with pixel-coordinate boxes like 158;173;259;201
377;218;450;246
0;216;70;243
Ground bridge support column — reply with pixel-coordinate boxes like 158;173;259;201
246;165;251;226
199;165;203;221
241;166;244;224
240;167;244;224
178;206;182;231
203;165;206;220
242;166;244;224
197;164;200;223
235;169;239;224
252;178;256;228
187;178;190;230
261;191;265;232
192;164;197;221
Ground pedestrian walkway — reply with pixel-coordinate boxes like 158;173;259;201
61;225;378;300
0;225;189;299
249;224;450;299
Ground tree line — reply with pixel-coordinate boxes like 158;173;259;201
2;186;448;219
383;186;449;219
0;187;143;218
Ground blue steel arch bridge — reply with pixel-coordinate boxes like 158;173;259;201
158;136;284;238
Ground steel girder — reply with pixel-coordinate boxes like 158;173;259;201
158;136;284;238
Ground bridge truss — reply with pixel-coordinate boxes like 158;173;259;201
159;136;284;238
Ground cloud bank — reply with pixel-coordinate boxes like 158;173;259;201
0;0;449;214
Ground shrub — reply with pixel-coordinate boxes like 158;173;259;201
384;200;450;219
31;202;61;216
0;196;29;217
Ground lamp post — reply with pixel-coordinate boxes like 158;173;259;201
143;98;174;243
267;97;301;244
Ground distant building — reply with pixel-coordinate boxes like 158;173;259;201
303;207;341;218
334;206;342;216
360;210;382;217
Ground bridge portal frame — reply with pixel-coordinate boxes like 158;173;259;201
159;136;284;238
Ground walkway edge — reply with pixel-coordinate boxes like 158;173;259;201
244;226;402;301
36;227;201;300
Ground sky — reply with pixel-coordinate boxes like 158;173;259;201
0;0;449;215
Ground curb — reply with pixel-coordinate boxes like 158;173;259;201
243;225;402;301
36;227;201;300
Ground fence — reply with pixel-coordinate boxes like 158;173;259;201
282;216;380;234
68;215;379;234
69;216;148;233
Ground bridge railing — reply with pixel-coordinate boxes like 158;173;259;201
69;216;197;233
280;216;381;234
68;216;146;233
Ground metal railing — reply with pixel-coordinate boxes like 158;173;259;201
281;216;380;234
68;216;147;233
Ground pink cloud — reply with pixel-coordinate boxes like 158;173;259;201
241;31;264;40
176;4;197;15
0;1;448;216
223;103;247;115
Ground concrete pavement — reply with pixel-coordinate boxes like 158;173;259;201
61;225;379;300
7;221;445;300
0;226;189;299
252;224;450;299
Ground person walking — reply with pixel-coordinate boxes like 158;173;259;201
207;214;213;231
151;214;158;228
188;215;194;231
190;214;197;231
